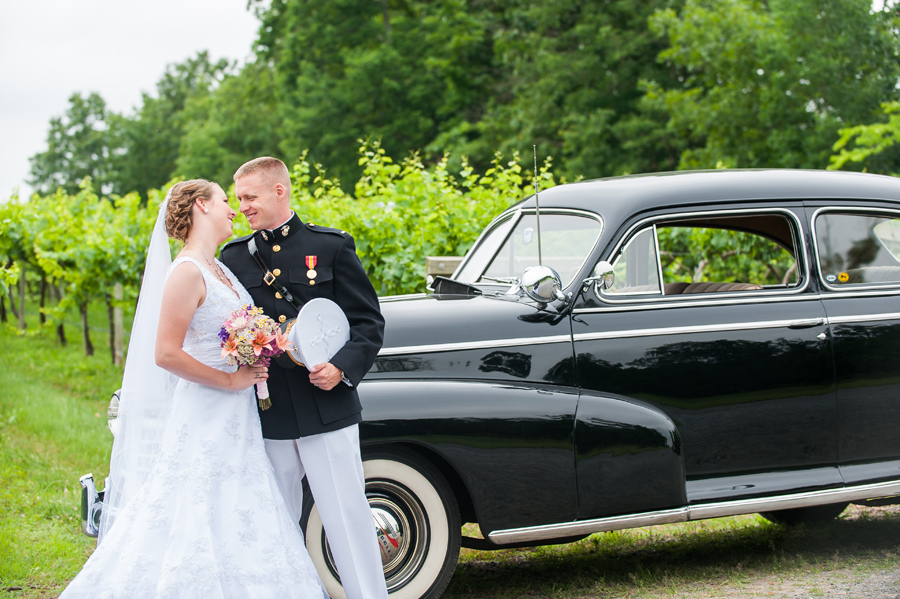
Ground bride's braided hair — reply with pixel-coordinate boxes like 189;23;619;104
165;179;216;242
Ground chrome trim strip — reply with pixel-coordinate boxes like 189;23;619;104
811;206;900;293
689;480;900;521
487;480;900;544
488;508;689;544
379;317;828;357
572;318;819;343
819;288;900;300
594;207;810;305
827;312;900;325
378;334;572;357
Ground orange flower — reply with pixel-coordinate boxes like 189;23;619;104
272;328;294;353
251;329;275;356
220;335;240;359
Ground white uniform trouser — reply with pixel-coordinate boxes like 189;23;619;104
265;425;389;599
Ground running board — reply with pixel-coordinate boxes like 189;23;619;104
487;479;900;545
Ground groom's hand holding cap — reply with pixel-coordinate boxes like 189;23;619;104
308;363;343;391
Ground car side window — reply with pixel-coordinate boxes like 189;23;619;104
815;211;900;286
599;212;800;299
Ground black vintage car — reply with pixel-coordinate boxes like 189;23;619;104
84;169;900;599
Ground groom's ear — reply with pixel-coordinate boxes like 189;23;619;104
274;182;288;202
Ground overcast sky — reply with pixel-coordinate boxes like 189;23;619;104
0;1;260;201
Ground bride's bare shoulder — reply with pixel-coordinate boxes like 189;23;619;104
163;258;206;307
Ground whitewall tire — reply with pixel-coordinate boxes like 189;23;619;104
303;448;461;599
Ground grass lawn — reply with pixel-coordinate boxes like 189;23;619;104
1;299;899;599
0;306;121;598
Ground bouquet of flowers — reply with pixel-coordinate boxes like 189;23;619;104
219;305;292;409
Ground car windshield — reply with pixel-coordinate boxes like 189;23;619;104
456;212;603;287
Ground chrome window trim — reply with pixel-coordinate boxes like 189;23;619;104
487;479;900;544
600;224;664;297
811;206;900;292
654;223;665;293
575;286;900;315
575;291;821;314
452;209;520;281
455;207;604;286
572;318;823;344
595;207;809;305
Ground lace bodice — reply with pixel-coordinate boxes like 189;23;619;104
166;257;254;348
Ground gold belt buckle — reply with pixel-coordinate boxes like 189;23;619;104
264;272;276;286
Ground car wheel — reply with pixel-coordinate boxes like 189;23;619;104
760;502;849;526
302;448;462;599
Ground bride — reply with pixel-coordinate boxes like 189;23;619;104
60;180;326;598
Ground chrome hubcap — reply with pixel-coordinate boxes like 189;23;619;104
320;479;429;592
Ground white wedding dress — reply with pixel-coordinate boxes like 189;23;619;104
60;257;326;599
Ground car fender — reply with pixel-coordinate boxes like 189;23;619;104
574;390;686;519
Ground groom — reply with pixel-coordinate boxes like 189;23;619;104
220;157;388;599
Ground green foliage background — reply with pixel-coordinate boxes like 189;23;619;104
8;0;900;355
22;0;900;201
0;142;556;359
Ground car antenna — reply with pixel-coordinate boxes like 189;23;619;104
533;144;543;266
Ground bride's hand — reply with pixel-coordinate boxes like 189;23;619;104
230;364;268;390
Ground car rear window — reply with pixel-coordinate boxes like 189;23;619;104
815;211;900;286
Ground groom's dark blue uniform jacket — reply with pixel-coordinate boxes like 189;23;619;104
220;213;384;439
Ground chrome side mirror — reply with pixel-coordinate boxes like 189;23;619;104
522;265;567;303
583;261;615;292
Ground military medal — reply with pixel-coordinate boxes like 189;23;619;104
306;255;318;279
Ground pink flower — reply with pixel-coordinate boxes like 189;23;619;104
272;329;293;353
221;335;240;359
226;314;249;330
251;329;275;356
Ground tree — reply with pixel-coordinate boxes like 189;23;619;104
174;61;284;184
829;101;900;175
29;92;115;196
257;0;496;186
643;0;900;170
472;0;685;180
110;52;231;197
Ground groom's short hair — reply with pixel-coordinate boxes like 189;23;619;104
234;157;290;191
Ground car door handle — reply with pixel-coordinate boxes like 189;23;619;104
788;318;825;329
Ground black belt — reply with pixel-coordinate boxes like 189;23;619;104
248;236;302;311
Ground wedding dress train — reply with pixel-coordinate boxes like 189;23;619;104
60;257;326;599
